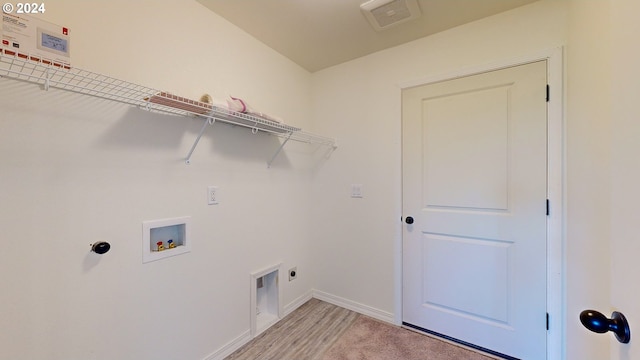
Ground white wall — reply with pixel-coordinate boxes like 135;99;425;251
610;0;640;358
565;1;612;358
0;1;317;359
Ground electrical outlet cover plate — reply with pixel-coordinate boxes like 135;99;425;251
289;267;297;281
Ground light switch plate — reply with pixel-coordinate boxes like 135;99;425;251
207;186;219;205
351;184;363;198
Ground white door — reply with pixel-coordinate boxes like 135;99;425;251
402;61;548;359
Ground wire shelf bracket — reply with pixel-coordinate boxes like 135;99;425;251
267;132;293;168
185;117;214;165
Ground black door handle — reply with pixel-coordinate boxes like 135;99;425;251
405;216;414;224
580;309;631;343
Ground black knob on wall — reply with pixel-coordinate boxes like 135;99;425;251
405;216;414;224
580;309;631;344
91;241;111;254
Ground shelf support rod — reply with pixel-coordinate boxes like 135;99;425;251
185;117;213;164
267;132;293;168
44;68;50;91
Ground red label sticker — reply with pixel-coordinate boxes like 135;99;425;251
63;27;68;35
2;40;8;45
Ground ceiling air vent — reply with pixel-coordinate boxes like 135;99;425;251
360;0;421;31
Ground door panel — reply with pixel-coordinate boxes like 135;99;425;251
402;61;548;359
422;234;511;324
423;85;509;210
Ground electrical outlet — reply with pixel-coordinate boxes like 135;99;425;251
289;267;297;281
207;186;219;205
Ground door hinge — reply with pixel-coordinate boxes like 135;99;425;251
546;312;550;330
546;85;550;102
546;199;550;216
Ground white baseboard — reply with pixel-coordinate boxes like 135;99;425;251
284;289;314;316
312;290;395;324
203;330;251;360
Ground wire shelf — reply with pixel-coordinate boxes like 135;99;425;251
0;49;336;164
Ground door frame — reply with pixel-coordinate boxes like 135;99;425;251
395;47;564;360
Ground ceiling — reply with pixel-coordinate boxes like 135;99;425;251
196;0;540;73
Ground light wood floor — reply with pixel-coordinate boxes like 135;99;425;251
225;298;358;360
224;298;494;360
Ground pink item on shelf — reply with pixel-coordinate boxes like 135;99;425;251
227;96;248;113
